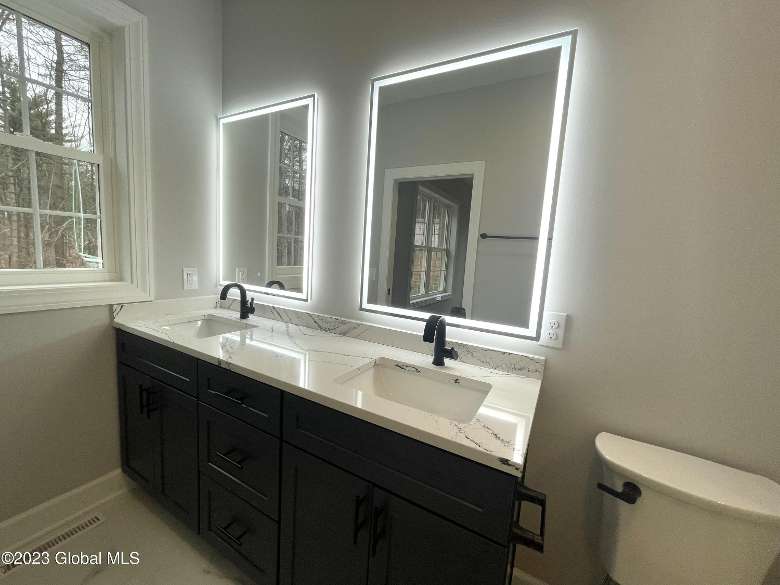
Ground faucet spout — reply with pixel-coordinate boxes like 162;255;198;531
423;315;459;366
219;282;255;319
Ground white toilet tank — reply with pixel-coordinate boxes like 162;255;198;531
596;432;780;585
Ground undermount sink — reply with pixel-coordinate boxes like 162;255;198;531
160;314;257;339
335;357;491;423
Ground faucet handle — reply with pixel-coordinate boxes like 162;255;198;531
248;297;255;315
423;315;441;343
443;346;458;361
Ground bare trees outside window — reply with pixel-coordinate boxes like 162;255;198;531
0;4;101;270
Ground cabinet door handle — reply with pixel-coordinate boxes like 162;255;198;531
217;519;248;546
216;448;248;470
370;504;387;557
352;493;368;545
138;384;155;416
138;385;147;414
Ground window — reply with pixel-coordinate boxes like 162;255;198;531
275;130;306;268
410;187;453;301
0;0;153;314
0;4;102;270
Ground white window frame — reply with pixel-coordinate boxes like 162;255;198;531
0;0;152;314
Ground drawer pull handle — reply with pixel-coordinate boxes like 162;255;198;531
210;384;247;406
217;519;248;546
370;504;387;557
352;493;368;545
510;484;546;553
216;448;248;470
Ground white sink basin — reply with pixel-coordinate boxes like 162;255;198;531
335;357;491;422
160;314;257;339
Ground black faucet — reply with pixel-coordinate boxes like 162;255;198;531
423;315;458;366
219;282;255;319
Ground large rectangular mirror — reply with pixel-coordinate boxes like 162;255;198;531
360;32;575;338
219;95;316;300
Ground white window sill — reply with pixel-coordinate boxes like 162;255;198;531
0;281;151;315
410;293;452;308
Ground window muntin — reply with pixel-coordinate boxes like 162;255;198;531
276;130;306;267
0;4;102;271
410;188;452;301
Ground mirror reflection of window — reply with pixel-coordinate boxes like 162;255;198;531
275;130;307;271
219;96;315;300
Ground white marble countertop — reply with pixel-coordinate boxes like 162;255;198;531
113;307;542;476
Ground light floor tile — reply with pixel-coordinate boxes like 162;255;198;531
5;488;253;585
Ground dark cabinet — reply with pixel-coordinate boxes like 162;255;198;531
118;365;158;490
159;382;199;529
280;445;372;585
368;489;509;585
199;403;280;518
118;364;198;530
200;475;278;585
117;332;529;585
279;445;510;585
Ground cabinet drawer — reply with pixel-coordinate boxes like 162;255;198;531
199;404;280;519
198;362;281;436
200;475;278;585
283;395;517;544
117;331;196;396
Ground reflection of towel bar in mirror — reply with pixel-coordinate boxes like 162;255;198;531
479;233;553;241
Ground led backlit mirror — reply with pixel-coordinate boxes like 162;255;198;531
360;32;575;338
219;95;316;300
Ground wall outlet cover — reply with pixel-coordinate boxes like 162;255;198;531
182;267;198;290
538;311;567;349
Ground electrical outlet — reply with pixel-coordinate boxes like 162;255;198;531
182;267;198;290
235;267;247;282
538;311;567;349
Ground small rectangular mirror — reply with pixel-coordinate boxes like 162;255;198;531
219;95;316;300
361;32;575;338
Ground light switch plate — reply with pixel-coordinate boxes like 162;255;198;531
235;267;247;282
538;311;567;349
182;267;198;290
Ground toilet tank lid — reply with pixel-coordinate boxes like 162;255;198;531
596;433;780;525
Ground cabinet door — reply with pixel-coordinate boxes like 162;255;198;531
159;382;199;531
280;444;371;585
118;365;159;490
368;489;509;585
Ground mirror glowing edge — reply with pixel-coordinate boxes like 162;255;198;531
359;31;576;339
218;94;317;301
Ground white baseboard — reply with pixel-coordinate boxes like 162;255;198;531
513;568;550;585
0;469;131;551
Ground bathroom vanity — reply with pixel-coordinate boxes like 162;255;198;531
113;308;545;585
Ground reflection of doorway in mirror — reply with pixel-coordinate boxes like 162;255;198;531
377;162;484;317
266;111;308;293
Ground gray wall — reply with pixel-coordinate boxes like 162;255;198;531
0;0;221;523
222;1;780;583
0;306;117;521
